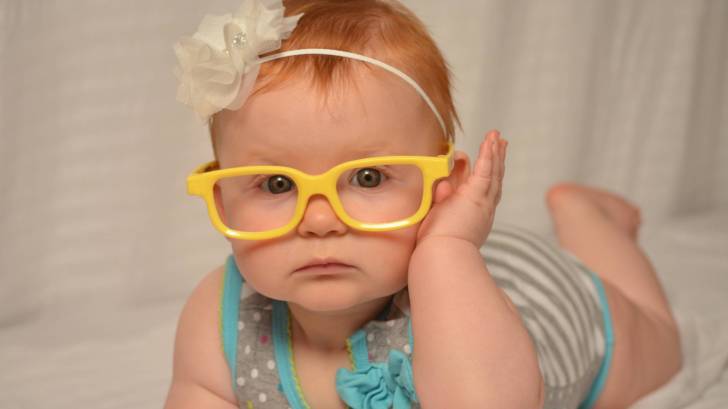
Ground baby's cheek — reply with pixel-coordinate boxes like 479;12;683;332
230;242;290;298
362;227;418;282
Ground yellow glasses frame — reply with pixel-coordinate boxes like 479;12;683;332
187;142;455;240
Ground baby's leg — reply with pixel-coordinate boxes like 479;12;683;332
546;183;682;408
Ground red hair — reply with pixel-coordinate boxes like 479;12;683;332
210;0;460;155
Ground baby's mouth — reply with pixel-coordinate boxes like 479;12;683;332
294;259;355;274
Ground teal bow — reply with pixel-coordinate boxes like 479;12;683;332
335;349;418;409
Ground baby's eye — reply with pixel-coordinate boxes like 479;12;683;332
350;168;387;188
260;175;295;194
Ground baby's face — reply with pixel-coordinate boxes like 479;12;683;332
214;67;444;313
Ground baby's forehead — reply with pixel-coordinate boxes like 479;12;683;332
229;131;437;169
216;74;443;167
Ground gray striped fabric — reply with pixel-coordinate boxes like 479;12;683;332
483;224;607;408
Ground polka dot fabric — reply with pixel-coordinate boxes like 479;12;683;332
359;304;413;364
228;287;414;408
233;293;290;407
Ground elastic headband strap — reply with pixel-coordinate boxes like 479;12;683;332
256;48;448;137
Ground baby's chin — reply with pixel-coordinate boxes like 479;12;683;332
278;280;402;315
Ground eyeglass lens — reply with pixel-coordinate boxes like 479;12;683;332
213;164;425;233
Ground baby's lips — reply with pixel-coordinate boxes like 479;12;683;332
295;256;352;272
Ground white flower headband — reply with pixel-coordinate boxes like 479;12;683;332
173;0;447;136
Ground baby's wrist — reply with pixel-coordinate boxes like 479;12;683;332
414;234;481;255
409;235;483;280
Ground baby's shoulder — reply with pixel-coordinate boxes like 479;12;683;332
167;264;238;407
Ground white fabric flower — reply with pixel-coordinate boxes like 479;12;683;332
173;0;303;121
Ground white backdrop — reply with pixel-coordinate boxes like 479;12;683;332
1;1;727;408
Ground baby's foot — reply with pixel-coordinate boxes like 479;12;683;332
546;182;641;239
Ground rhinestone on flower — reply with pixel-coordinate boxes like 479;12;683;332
231;32;248;48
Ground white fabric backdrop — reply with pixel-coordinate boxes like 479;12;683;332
0;0;726;408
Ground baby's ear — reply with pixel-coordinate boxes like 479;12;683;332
432;150;470;204
448;150;471;190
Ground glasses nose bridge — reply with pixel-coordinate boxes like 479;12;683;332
298;168;340;204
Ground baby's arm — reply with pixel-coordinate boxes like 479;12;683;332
164;266;238;409
407;132;543;408
408;238;544;408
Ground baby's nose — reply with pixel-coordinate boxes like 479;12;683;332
296;194;348;237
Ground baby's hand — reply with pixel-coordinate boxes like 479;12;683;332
415;130;507;249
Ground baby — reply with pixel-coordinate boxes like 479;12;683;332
164;1;682;408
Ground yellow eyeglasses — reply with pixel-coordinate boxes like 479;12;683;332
187;143;454;240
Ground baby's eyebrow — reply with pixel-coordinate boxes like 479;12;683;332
353;145;392;156
240;145;394;166
238;146;291;165
238;155;285;167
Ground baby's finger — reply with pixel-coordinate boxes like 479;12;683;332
479;131;498;179
499;139;507;183
490;133;502;186
488;133;502;203
494;139;507;204
494;139;506;194
466;131;497;200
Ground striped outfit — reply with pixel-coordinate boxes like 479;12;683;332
218;223;615;408
483;224;615;408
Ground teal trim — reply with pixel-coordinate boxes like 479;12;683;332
578;272;616;409
348;329;370;369
272;300;309;409
407;317;418;401
222;254;243;391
